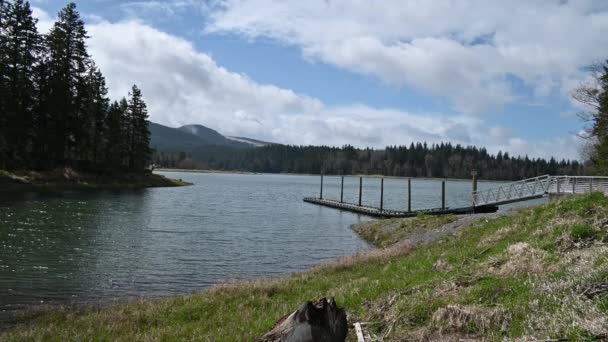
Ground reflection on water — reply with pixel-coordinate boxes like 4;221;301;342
0;173;543;322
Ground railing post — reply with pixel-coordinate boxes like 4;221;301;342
358;177;363;206
340;176;344;203
573;177;577;194
556;177;560;194
590;178;594;193
441;180;446;210
380;178;384;211
408;178;412;212
320;174;324;199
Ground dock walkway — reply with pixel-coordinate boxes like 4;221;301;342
303;175;608;218
303;197;497;218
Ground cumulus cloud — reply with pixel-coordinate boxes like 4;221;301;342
32;6;583;160
206;0;608;115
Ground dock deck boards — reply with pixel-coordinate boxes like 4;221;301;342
303;197;497;218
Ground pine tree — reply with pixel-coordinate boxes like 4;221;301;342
79;63;109;165
31;39;51;169
1;0;41;167
104;99;128;170
46;2;90;164
592;63;608;173
126;85;151;171
0;0;10;167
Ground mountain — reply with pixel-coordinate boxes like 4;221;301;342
177;124;246;147
149;122;273;156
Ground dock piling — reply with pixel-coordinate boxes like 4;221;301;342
358;177;363;206
472;171;478;207
441;180;446;210
380;178;384;211
340;176;344;203
320;174;324;199
408;178;412;212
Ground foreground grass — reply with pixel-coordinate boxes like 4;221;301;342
2;194;608;341
0;169;191;191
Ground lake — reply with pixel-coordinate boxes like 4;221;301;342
0;172;533;322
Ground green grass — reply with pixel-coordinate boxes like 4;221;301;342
571;224;597;241
2;194;608;341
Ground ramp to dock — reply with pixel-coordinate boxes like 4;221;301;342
473;175;608;207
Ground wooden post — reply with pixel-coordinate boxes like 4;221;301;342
380;178;384;211
408;178;412;212
320;174;324;199
340;176;344;203
471;170;478;207
358;177;363;206
441;180;446;210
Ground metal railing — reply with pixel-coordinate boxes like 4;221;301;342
472;175;608;207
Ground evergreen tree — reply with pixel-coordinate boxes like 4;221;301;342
79;63;109;164
46;2;89;164
0;0;10;167
127;85;151;171
593;63;608;173
104;99;128;170
31;40;51;168
1;0;41;167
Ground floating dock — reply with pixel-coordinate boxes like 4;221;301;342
303;197;497;218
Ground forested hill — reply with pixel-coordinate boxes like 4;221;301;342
153;143;585;181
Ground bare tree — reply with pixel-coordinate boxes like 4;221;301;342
571;62;604;139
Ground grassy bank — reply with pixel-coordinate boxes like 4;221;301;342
2;194;608;341
0;169;191;192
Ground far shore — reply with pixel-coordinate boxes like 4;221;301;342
156;168;503;183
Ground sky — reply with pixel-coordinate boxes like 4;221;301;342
30;0;608;160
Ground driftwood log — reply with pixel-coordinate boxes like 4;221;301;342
259;297;348;342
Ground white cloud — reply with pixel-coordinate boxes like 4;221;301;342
206;0;608;115
31;8;583;160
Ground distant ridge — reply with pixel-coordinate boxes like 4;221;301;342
149;122;273;155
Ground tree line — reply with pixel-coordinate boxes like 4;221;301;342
153;142;584;181
0;1;151;172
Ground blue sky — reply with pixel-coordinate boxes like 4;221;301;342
31;0;608;159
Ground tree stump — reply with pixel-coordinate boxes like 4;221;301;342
259;297;348;342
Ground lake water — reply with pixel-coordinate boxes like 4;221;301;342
0;172;535;322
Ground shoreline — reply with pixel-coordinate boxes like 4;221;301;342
0;169;192;192
1;194;606;340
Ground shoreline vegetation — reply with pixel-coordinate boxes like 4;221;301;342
0;169;191;192
2;193;607;340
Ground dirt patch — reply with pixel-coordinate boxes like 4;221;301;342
407;213;506;247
